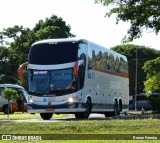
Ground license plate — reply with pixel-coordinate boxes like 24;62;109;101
46;108;54;111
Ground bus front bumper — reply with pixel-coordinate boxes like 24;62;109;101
27;102;86;113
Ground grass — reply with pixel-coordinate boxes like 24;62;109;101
0;119;160;134
0;112;67;120
0;113;160;142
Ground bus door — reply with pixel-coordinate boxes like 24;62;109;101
77;43;88;91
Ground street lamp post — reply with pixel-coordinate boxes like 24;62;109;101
135;49;138;111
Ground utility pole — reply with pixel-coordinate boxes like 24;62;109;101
135;49;138;111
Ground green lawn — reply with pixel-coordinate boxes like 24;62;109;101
0;119;160;142
0;119;160;134
0;112;67;120
0;113;160;143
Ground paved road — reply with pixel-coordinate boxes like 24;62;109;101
0;114;106;122
1;112;160;122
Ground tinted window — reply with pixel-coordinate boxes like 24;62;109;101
29;42;78;65
0;87;5;95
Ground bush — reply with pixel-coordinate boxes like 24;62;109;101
149;95;160;113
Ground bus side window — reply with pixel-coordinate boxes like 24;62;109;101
78;43;87;89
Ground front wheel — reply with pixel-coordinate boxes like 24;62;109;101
75;99;92;119
40;113;53;120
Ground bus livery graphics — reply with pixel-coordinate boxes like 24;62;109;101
18;38;129;120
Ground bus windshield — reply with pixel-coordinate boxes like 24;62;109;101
28;68;76;96
29;42;78;65
28;41;87;96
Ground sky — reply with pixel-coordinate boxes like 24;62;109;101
0;0;160;50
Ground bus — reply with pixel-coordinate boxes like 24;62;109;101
0;84;27;114
18;38;129;120
129;93;160;110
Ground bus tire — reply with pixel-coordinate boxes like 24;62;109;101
75;113;84;119
113;101;120;116
75;99;92;119
40;113;53;120
119;100;122;112
104;112;113;117
83;99;92;117
104;101;120;117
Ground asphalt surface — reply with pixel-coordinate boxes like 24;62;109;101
1;112;160;122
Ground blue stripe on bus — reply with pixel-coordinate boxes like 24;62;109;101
27;103;80;110
27;102;128;110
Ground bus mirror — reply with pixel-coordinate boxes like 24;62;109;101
18;62;28;79
73;61;78;76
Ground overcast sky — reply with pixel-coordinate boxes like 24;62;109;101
0;0;160;50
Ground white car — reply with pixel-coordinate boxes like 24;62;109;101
0;84;27;114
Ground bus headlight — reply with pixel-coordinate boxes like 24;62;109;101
29;98;34;103
68;97;74;103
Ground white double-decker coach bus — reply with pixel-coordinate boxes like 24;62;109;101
18;38;129;120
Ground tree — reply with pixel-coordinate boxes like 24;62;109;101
1;88;19;119
0;14;74;84
111;44;160;95
143;57;160;94
0;46;20;83
95;0;160;42
33;15;75;38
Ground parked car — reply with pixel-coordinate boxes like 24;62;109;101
0;84;27;114
129;93;160;110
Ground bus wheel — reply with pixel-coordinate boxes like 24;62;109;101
119;100;122;112
83;99;92;118
40;113;53;120
75;99;92;119
104;101;120;117
75;113;84;119
104;112;113;117
113;101;120;116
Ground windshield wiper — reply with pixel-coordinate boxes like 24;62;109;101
29;91;44;95
66;80;75;89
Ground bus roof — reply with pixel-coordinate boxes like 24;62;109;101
32;38;86;45
0;84;24;89
32;38;127;61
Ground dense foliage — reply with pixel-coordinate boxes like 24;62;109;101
0;13;159;96
1;88;19;117
111;44;160;95
95;0;160;42
1;88;18;101
143;57;160;93
0;14;74;83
